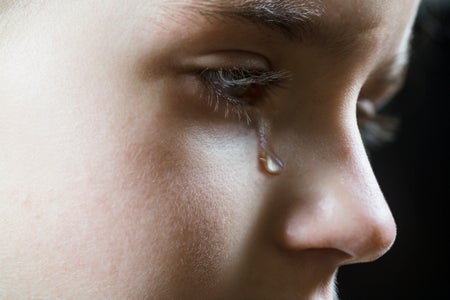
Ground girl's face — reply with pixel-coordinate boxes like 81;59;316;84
0;0;419;299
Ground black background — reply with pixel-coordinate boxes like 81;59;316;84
339;1;450;299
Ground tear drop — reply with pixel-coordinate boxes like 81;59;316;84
257;120;284;176
259;150;284;175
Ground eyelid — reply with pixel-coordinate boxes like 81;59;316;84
179;50;273;72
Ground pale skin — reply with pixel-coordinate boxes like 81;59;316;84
0;1;420;299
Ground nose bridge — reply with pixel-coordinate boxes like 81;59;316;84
278;131;397;263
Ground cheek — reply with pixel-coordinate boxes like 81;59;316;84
111;110;262;294
1;86;260;297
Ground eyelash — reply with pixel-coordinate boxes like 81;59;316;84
198;67;398;149
357;105;399;150
199;68;288;123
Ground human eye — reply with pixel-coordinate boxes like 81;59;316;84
357;98;399;150
356;58;407;150
198;67;289;123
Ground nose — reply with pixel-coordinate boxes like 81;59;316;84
277;132;397;264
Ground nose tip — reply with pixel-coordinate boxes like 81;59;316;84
359;214;397;262
280;187;397;264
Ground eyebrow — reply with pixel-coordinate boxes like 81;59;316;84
186;0;324;41
176;0;412;96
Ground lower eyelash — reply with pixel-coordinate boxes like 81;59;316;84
206;90;255;124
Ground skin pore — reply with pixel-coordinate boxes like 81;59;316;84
0;1;419;299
